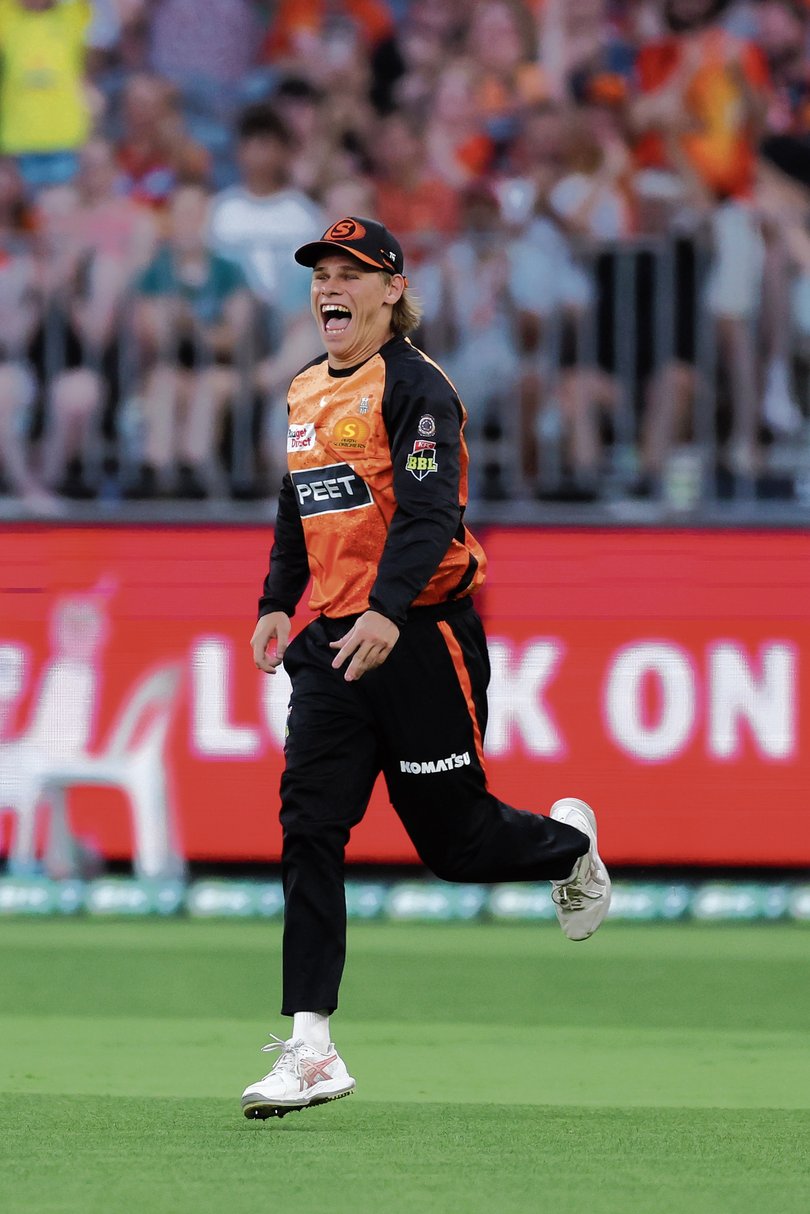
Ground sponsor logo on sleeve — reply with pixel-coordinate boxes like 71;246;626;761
291;462;373;516
405;439;437;481
331;416;371;451
418;414;436;437
287;422;316;452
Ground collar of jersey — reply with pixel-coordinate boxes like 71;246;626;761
327;334;401;378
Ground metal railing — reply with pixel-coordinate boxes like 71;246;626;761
7;235;810;515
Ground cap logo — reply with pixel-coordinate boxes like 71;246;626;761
325;218;366;241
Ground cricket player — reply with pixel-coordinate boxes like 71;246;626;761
241;217;611;1119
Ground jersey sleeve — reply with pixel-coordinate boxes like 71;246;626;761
369;362;463;626
258;473;311;618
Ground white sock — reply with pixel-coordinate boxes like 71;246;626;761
292;1010;330;1052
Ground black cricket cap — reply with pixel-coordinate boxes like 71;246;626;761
295;216;406;280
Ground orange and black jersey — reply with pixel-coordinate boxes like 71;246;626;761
259;333;487;626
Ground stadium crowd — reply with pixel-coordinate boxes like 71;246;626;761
1;0;810;512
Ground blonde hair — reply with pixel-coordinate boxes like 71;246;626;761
387;281;423;335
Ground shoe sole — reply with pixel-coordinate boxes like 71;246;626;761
550;798;611;941
242;1087;354;1120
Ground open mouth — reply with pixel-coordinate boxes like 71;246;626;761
321;303;352;334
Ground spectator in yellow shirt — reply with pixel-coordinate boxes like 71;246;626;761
0;0;92;193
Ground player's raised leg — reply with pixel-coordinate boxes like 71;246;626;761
367;605;593;885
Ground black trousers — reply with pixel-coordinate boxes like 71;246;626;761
279;599;589;1015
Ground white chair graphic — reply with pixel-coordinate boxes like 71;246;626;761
7;663;185;880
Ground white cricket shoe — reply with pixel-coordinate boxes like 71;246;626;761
549;798;611;941
241;1035;355;1120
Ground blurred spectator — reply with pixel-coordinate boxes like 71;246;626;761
117;72;210;211
499;98;567;220
465;0;548;158
86;0;121;57
208;102;324;489
297;17;379;167
2;0;807;512
387;0;465;116
209;104;323;339
0;0;94;193
262;0;395;70
320;173;377;223
540;105;635;497
424;61;495;189
26;139;156;502
550;105;636;240
758;0;810;186
131;182;253;498
632;0;769;201
73;137;157;485
147;0;261;90
426;181;520;499
257;1;388;184
274;74;374;205
73;136;157;293
273;77;327;196
500;103;595;489
540;0;619;103
630;0;782;479
373;111;460;265
30;183;110;498
0;158;54;508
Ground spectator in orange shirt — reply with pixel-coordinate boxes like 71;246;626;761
372;112;459;265
262;0;395;68
117;73;210;212
466;0;549;156
632;0;769;200
629;0;798;480
424;61;495;189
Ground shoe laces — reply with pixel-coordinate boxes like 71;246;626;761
551;859;602;910
259;1034;306;1079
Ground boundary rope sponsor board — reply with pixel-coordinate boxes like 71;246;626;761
1;878;808;922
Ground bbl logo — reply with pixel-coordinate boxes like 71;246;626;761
405;439;438;481
332;416;370;450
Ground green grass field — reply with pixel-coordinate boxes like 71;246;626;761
1;918;808;1214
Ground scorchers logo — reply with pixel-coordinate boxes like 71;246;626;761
332;416;370;450
400;752;471;774
291;462;372;517
325;218;366;240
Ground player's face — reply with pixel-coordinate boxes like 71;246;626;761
311;254;404;368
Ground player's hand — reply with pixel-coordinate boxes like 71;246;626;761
330;610;399;682
251;612;291;674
